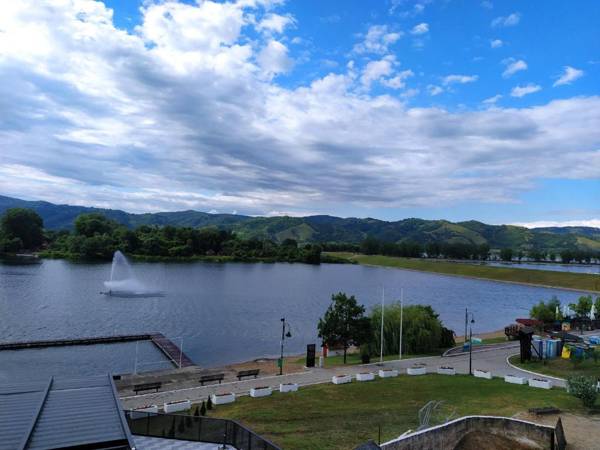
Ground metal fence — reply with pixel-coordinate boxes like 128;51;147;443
124;410;281;450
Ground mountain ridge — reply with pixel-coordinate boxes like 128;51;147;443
1;195;598;252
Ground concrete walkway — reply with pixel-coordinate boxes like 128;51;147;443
121;342;558;410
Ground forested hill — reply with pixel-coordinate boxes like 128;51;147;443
1;195;599;252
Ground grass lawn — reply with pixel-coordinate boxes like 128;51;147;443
327;252;600;293
509;355;600;379
207;374;580;450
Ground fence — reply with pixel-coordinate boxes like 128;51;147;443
124;410;281;450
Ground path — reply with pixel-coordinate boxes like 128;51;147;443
120;342;551;410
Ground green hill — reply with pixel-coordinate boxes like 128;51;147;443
1;195;599;253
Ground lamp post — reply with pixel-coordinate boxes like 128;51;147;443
279;317;292;376
467;312;475;375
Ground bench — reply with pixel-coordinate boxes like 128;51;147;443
133;382;162;394
237;369;260;381
199;373;225;386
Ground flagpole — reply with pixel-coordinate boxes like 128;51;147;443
399;288;403;360
380;286;385;364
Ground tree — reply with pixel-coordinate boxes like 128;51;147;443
74;213;118;237
369;303;452;356
360;237;380;255
570;295;593;319
567;376;597;408
530;297;561;323
317;292;372;363
200;401;207;416
500;248;513;262
0;208;44;250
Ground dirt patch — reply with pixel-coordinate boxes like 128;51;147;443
454;431;543;450
514;412;600;450
223;355;307;376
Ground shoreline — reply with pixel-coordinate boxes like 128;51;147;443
331;253;600;294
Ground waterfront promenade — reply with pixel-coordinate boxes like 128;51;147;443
120;341;553;410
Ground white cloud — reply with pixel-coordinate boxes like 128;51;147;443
353;25;403;54
381;69;414;89
553;66;584;87
510;84;542;97
411;23;429;35
483;94;502;104
502;59;527;78
490;39;503;48
0;1;599;216
428;85;443;96
257;40;293;76
360;55;396;88
257;13;295;34
442;74;479;85
491;12;521;27
512;219;600;229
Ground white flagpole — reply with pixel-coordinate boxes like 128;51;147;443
380;287;385;364
399;288;403;360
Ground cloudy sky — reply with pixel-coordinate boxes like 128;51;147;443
0;0;599;227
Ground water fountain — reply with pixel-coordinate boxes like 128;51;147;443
103;251;163;297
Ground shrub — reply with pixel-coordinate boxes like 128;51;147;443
360;345;370;364
200;401;207;416
567;376;598;408
206;397;213;410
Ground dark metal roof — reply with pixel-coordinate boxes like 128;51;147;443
0;374;134;450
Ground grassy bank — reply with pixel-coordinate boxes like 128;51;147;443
328;252;600;293
509;355;600;379
208;374;580;450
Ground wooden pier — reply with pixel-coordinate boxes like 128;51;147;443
0;332;195;368
150;333;195;368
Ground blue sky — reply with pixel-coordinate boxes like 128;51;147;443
0;0;599;227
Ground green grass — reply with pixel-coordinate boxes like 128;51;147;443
328;252;600;293
509;355;600;379
207;374;580;450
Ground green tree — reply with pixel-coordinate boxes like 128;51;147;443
360;237;380;255
530;297;561;323
570;295;593;319
500;248;513;262
0;208;44;250
370;304;451;356
567;376;597;408
74;213;118;237
318;292;372;363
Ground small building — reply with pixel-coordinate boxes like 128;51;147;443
0;374;135;450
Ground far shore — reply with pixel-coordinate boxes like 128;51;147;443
328;252;600;294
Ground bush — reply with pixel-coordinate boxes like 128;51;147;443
206;397;213;410
360;345;370;364
200;401;207;416
567;376;598;408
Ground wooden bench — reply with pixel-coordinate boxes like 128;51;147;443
237;369;260;381
133;381;162;394
199;373;225;386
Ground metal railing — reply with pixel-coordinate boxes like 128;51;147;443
124;410;281;450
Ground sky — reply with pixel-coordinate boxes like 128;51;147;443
0;0;599;227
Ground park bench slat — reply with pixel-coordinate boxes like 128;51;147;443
199;373;225;385
236;369;260;380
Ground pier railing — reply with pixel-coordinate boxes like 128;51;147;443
124;410;281;450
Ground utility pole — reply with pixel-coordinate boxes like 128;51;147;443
399;288;403;360
379;287;385;364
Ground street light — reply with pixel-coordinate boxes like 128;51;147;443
279;317;292;376
467;313;475;375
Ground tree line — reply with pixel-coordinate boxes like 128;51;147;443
0;208;322;263
317;292;454;363
324;237;599;263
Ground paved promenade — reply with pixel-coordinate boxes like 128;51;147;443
120;341;564;410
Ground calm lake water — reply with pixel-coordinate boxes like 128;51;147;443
0;259;589;379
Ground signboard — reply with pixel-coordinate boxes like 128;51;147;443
306;344;316;367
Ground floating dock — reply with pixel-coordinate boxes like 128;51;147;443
0;332;195;368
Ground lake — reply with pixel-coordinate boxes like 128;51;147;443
0;259;588;379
